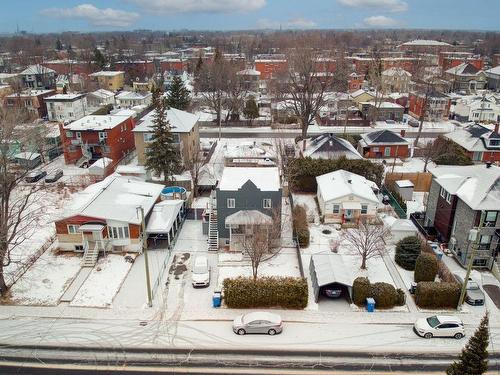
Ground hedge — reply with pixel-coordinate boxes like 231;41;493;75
414;253;438;282
415;282;460;309
288;157;384;192
292;205;310;247
353;277;371;306
223;276;308;309
353;277;405;309
395;236;422;270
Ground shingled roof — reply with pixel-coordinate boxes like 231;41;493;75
360;130;409;146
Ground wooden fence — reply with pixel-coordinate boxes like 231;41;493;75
385;172;432;192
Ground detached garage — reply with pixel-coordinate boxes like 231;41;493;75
309;252;353;302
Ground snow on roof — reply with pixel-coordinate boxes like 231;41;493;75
45;93;86;101
444;124;498;152
225;210;272;225
62;175;164;225
310;252;353;288
400;39;451;47
64;114;130;131
360;101;404;109
90;71;124;77
14;151;40;160
89;157;113;169
391;219;418;232
360;130;408;145
112;109;137;118
116;91;152;100
20;64;55;75
429;165;500;210
116;165;147;175
146;200;184;234
350;89;373;98
445;62;481;76
89;89;115;99
133;108;198;133
302;133;362;160
486;65;500;76
237;68;261;76
382;67;412;77
316;169;379;203
7;89;54;97
219;167;280;192
395;180;414;188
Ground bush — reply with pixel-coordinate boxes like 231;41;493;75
352;277;371;306
223;276;308;309
370;282;399;309
387;184;407;212
414;253;438;282
292;205;310;247
396;288;406;306
415;282;460;308
395;236;422;270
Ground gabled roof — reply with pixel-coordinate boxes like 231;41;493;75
218;167;280;192
446;62;481;76
302;133;363;160
21;64;55;75
89;71;124;77
116;91;152;100
429;165;500;210
316;169;379;203
133;108;198;133
445;123;500;152
486;65;500;76
382;67;412;77
360;130;409;146
88;89;115;99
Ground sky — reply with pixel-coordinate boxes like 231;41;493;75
1;0;499;33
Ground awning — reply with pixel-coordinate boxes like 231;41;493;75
342;202;361;210
226;210;272;226
78;224;105;232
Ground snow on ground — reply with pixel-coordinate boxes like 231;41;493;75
406;191;426;217
387;245;414;288
191;196;211;209
292;193;320;224
8;249;82;306
70;254;133;308
389;157;436;173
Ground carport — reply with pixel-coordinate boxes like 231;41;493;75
309;252;353;303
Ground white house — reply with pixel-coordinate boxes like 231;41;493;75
116;91;152;109
45;93;88;122
316;170;379;225
86;89;116;110
453;95;500;122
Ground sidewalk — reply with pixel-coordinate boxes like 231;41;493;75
381;252;418;313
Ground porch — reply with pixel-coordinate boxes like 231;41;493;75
226;210;273;252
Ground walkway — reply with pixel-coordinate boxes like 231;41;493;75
381;252;418;313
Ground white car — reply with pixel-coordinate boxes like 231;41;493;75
191;256;210;287
413;315;465;339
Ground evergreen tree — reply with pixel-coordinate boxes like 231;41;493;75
145;89;182;182
94;48;107;70
243;96;259;125
166;76;190;110
446;314;489;375
55;39;63;51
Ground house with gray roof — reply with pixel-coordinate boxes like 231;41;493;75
358;130;409;159
299;133;362;160
445;63;487;93
445;123;500;163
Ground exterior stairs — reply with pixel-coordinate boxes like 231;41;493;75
81;241;99;267
208;209;219;251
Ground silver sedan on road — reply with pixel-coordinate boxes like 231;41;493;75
232;312;283;335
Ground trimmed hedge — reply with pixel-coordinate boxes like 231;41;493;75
415;282;460;309
223;276;308;309
353;277;405;309
396;288;406;306
292;205;310;247
395;236;422;270
414;253;438;282
289;157;384;192
353;277;371;306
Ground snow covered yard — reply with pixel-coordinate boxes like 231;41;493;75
7;249;82;306
292;193;320;223
70;254;134;308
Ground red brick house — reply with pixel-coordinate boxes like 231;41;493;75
254;59;287;80
59;114;136;170
4;89;55;118
358;130;409;159
159;59;188;74
409;90;451;121
445;123;500;163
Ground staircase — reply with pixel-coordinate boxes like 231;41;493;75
81;241;99;267
208;209;219;251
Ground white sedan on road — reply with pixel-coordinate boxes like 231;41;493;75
413;315;465;339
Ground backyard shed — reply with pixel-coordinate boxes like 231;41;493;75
395;180;414;201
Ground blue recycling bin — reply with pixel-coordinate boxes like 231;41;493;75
212;292;221;308
366;298;376;312
433;248;444;261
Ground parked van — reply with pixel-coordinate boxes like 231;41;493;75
192;256;210;287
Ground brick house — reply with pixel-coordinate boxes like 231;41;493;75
254;59;287;80
358;130;409;159
409;90;451;121
424;165;500;269
444;123;500;163
60;114;136;169
4;89;55;118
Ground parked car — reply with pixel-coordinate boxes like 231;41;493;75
385;119;396;125
407;117;419;127
453;274;485;306
413;315;465;339
232;312;283;335
45;169;63;183
191;256;210;287
323;285;343;298
25;170;47;183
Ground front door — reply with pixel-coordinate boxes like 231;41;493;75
345;210;353;219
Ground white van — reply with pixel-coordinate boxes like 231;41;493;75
192;256;210;287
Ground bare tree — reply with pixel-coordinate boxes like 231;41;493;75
186;143;205;199
223;69;247;124
342;220;391;270
367;51;386;124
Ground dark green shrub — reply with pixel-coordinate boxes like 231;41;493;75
415;282;460;308
414;253;438;282
396;288;406;306
370;282;398;309
352;277;371;306
292;205;310;247
223;277;308;309
395;236;422;270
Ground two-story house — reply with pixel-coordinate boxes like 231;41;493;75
424;164;500;269
20;64;56;90
89;71;125;92
4;89;55;118
133;108;199;166
216;167;282;251
45;93;88;122
445;63;487;94
86;89;116;112
445;123;500;163
381;67;412;93
358;130;409;159
60;114;135;170
409;90;451;121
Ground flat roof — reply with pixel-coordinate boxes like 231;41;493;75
64;115;130;131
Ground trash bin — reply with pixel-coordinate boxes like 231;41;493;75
409;282;417;294
212;292;221;308
433;248;444;261
366;297;375;312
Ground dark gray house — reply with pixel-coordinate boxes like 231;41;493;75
424;164;500;270
215;167;282;251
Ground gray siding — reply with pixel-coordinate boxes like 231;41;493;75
424;179;440;226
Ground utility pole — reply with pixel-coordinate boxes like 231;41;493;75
457;211;485;310
137;206;153;307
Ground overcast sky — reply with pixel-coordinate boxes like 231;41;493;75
2;0;499;33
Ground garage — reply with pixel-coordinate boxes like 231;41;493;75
309;252;353;303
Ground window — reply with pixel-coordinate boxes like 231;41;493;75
66;131;73;138
67;224;80;234
361;204;368;214
227;198;235;208
489;139;500;147
263;199;272;209
75;245;84;251
479;235;491;250
445;191;452;204
98;132;107;141
172;133;180;143
440;187;446;198
76;131;81;140
143;133;154;142
485;211;498;225
384;147;391;157
472;151;483;161
333;204;340;214
473;258;487;267
108;225;130;239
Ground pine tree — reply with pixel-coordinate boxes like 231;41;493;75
144;89;182;182
243;96;259;125
94;48;107;70
166;76;190;110
446;314;489;375
56;39;63;51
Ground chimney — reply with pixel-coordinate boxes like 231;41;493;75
348;179;352;184
400;129;406;137
486;161;492;169
494;122;499;134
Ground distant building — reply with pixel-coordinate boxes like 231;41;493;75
20;64;56;90
409;90;451;121
359;101;404;122
398;39;453;54
445;63;487;93
4;89;55;118
116;91;152;109
381;67;412;93
254;59;287;80
485;65;500;92
45;93;88;122
89;71;125;91
87;89;116;110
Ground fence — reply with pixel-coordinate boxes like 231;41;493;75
317;117;370;127
289;194;305;278
381;185;407;219
385;172;432;192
